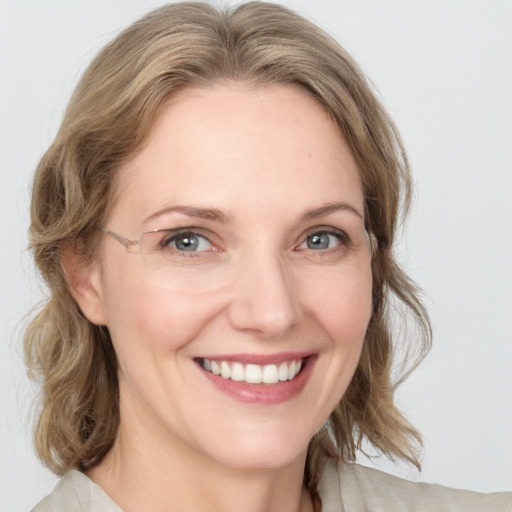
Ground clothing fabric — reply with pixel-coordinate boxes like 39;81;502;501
32;462;512;512
319;462;512;512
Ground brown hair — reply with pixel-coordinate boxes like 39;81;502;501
25;1;431;495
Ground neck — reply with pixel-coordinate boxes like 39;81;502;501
87;399;314;512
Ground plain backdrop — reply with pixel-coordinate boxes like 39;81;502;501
1;0;511;509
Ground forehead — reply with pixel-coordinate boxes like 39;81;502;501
110;83;364;230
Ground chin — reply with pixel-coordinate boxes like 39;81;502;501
193;421;313;471
209;445;307;472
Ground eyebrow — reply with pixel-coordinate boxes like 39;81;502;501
144;200;362;225
143;205;229;224
299;201;363;221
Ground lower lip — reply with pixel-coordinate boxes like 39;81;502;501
198;356;317;405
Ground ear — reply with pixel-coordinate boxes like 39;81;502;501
60;247;107;326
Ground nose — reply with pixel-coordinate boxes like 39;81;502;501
227;251;302;339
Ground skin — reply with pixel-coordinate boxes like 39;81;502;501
70;83;373;512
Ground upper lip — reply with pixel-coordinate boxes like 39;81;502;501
195;351;315;365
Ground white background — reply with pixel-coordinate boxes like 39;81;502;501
1;0;511;509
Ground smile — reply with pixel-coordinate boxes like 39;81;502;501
200;358;303;384
195;354;316;404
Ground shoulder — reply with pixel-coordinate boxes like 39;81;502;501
318;461;512;512
31;470;122;512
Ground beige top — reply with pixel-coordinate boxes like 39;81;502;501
32;462;512;512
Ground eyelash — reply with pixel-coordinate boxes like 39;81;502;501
158;227;350;255
160;230;215;254
297;228;350;253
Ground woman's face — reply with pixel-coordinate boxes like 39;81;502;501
85;83;373;471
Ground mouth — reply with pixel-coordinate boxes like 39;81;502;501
194;354;316;404
197;357;306;385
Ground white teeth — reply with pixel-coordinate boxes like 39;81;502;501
220;361;231;379
288;361;296;380
231;362;245;382
211;360;221;376
262;364;279;384
245;364;262;384
289;360;302;380
278;362;289;382
201;358;303;385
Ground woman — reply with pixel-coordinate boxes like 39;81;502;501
24;2;511;511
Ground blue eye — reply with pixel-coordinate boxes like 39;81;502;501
301;231;344;251
165;232;213;252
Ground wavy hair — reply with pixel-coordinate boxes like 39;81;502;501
25;1;431;496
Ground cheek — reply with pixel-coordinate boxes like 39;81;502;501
101;259;221;359
102;278;221;412
303;264;373;340
301;266;372;411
